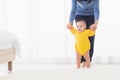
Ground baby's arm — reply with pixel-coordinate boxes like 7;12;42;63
87;29;95;37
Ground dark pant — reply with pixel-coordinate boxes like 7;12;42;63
75;15;95;62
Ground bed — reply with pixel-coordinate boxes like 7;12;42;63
0;31;20;72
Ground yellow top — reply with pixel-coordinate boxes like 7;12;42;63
70;27;95;55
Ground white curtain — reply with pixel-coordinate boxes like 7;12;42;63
1;0;120;64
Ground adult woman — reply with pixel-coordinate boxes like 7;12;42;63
67;0;100;67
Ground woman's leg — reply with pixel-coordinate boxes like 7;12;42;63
89;35;95;61
86;16;95;62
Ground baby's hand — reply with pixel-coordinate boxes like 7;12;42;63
67;23;73;29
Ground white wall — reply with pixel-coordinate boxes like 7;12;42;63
1;0;120;63
0;0;4;30
93;0;120;63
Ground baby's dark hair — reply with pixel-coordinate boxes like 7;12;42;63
75;18;86;24
75;18;86;28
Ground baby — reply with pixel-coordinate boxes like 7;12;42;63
67;19;95;68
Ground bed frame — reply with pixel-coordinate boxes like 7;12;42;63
0;48;15;72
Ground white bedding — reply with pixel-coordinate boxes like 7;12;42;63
0;31;21;56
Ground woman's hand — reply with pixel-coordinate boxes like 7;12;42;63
67;22;73;29
90;20;98;31
90;23;97;31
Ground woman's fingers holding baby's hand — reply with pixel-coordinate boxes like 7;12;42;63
90;24;97;31
67;23;72;29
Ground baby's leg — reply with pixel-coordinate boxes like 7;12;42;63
76;52;82;68
83;51;90;68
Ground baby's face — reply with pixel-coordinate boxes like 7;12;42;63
76;21;86;32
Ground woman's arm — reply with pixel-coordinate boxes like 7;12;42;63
94;0;100;21
67;0;77;29
90;0;100;31
69;0;77;24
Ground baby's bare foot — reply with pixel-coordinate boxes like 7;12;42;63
87;63;90;68
82;62;86;68
77;65;80;69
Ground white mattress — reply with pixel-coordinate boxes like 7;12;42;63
0;42;13;50
0;31;21;56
